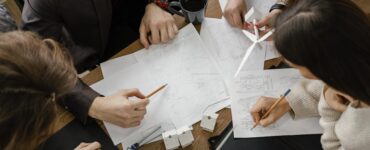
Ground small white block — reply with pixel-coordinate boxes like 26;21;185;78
162;129;180;150
200;113;219;132
176;126;194;148
244;7;263;23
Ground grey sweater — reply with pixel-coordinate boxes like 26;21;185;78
286;79;370;150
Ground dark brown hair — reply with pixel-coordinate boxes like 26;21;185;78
0;31;77;150
274;0;370;102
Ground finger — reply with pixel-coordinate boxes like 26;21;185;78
81;142;101;150
148;35;153;44
74;143;89;149
167;23;175;40
250;98;267;113
160;26;169;43
139;23;150;49
259;116;276;127
250;112;261;123
131;115;145;123
131;98;149;110
256;9;282;28
121;88;146;99
172;24;178;34
135;105;147;111
150;26;160;44
129;121;141;127
256;15;271;28
232;13;243;28
225;11;236;27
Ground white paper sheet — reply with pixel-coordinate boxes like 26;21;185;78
229;69;323;138
91;24;229;146
200;18;266;78
263;41;280;60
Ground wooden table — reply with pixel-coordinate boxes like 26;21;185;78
56;0;234;150
55;0;370;149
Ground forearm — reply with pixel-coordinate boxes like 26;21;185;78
286;79;323;119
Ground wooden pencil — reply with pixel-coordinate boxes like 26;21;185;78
146;84;168;98
250;89;291;130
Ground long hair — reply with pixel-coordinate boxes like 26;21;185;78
273;0;370;103
0;31;77;150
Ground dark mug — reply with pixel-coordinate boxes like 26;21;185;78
168;0;207;24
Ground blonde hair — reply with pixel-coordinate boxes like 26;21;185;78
0;31;77;150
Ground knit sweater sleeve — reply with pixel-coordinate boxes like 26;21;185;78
318;94;342;150
285;79;324;119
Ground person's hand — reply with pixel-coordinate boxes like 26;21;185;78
243;9;283;41
245;9;283;30
140;3;178;48
88;89;149;128
74;142;101;150
224;0;247;28
250;96;291;127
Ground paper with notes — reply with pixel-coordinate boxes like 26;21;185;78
229;69;323;138
91;24;230;146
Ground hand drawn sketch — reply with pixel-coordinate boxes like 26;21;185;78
230;69;323;138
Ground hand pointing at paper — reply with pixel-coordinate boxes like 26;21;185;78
250;96;291;127
89;89;149;128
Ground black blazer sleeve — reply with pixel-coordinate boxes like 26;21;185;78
59;79;100;124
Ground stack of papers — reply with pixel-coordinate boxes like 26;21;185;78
90;0;322;146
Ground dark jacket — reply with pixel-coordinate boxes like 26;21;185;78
21;0;147;124
21;0;113;124
22;0;112;72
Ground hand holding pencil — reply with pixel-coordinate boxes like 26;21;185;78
250;89;292;129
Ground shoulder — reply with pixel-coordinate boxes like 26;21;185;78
23;0;63;18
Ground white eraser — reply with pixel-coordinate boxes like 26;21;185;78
200;113;219;132
162;129;180;150
176;126;194;148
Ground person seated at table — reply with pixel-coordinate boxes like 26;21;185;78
21;0;157;129
0;31;148;150
224;0;369;31
250;0;370;149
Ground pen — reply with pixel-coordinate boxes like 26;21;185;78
250;89;291;130
127;125;162;150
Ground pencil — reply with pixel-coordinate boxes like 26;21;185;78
146;84;168;98
250;89;291;130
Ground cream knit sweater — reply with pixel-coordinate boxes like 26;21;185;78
286;79;370;150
